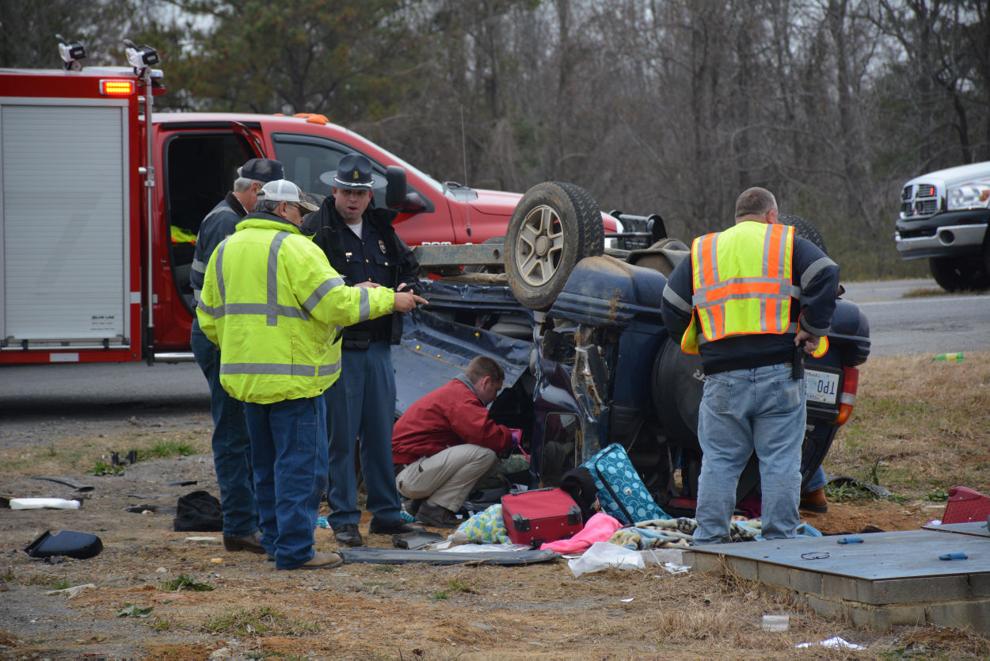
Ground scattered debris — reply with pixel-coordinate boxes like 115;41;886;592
117;604;153;618
30;476;94;492
25;530;103;560
10;498;80;510
568;542;644;577
210;557;224;564
393;531;444;550
125;504;157;514
45;583;96;599
184;536;221;545
761;614;790;632
795;636;865;651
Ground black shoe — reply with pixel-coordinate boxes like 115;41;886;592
415;502;461;529
333;524;364;547
223;532;266;554
368;519;422;535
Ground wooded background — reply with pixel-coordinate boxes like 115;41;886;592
3;0;989;279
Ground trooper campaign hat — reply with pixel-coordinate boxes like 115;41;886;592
330;153;375;190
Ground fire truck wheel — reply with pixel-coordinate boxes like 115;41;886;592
505;181;604;310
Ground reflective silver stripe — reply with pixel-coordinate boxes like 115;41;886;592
219;303;307;318
302;277;346;313
358;287;370;322
317;360;341;376
193;289;202;304
662;284;692;313
221;363;317;377
759;300;767;332
800;320;830;335
694;276;792;303
191;258;207;274
215;241;227;303
267;232;291;326
776;227;788;279
800;256;837;291
696;292;790;305
709;234;719;283
197;300;224;317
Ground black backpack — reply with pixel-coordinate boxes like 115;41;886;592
173;490;223;532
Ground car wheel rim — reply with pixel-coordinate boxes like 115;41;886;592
515;205;564;287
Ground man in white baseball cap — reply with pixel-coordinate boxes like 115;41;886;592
197;177;427;569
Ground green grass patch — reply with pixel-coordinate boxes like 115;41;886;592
49;578;72;590
140;440;196;460
445;578;476;594
825;481;878;503
926;488;950;502
202;607;317;637
118;604;153;618
159;574;214;592
430;590;449;601
91;459;125;476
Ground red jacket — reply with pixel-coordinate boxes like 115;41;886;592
392;377;512;466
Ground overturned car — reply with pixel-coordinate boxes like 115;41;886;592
396;182;870;514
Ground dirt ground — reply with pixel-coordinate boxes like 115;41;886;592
1;410;988;660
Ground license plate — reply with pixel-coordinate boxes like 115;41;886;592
805;369;839;405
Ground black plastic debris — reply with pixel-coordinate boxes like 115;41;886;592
25;530;103;560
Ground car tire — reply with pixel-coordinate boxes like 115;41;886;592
929;256;990;292
779;214;828;255
504;181;604;310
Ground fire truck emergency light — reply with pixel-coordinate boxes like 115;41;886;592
56;34;86;71
100;79;135;96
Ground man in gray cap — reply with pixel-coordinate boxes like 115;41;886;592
189;157;284;554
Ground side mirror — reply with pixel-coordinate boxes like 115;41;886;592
401;192;427;213
385;166;407;209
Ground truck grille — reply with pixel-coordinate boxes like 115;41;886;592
900;182;941;219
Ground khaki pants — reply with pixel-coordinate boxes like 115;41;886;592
396;445;497;512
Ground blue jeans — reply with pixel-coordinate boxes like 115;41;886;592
326;341;403;528
244;396;328;569
694;363;806;544
190;320;257;537
805;466;827;493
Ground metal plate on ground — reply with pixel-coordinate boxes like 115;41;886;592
923;521;990;538
688;529;990;581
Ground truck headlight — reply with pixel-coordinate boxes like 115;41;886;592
946;179;990;210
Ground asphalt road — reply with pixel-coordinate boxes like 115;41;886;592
1;277;987;427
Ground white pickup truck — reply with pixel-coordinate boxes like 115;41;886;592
895;161;990;291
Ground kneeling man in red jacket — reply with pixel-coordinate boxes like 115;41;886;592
392;356;516;528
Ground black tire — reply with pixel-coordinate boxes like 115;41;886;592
929;256;990;292
652;339;704;451
504;181;604;310
779;214;828;255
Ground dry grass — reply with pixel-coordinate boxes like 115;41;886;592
827;351;990;499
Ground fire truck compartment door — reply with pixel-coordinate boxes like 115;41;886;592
1;98;130;348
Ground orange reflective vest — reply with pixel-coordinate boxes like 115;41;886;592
682;221;824;355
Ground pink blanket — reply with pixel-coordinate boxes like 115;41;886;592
540;513;623;554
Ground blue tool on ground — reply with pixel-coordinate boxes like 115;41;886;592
837;536;864;545
939;552;968;561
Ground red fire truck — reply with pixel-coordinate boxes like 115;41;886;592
1;52;627;366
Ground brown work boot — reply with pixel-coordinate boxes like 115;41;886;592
799;487;828;513
415;502;461;529
293;551;344;570
223;532;266;554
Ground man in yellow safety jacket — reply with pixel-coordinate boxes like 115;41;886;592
198;179;427;569
660;187;839;544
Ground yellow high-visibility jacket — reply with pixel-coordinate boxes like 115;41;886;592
681;221;799;354
197;213;394;404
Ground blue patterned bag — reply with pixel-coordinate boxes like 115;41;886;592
581;443;669;525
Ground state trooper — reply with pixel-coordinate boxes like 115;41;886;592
189;158;284;554
197;178;427;569
303;153;422;547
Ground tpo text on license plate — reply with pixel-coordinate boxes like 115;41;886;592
805;369;839;405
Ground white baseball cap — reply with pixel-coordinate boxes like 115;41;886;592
259;179;319;212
